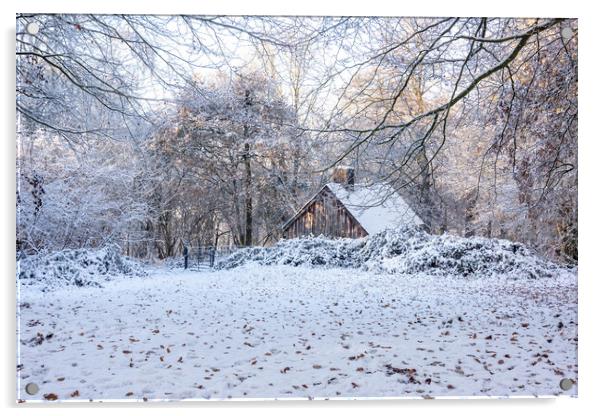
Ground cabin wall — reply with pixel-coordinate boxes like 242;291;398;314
283;189;368;239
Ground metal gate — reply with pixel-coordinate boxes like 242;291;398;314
185;245;240;269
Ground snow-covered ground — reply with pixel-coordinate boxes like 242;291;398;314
17;264;577;401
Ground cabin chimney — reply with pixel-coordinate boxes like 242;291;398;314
331;166;355;190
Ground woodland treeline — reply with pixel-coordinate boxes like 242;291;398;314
16;16;577;262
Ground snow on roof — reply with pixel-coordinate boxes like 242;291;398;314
326;182;424;234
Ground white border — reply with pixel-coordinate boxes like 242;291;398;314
2;1;600;415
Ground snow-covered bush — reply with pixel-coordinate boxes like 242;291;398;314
217;226;570;279
219;236;365;270
17;245;147;291
362;228;559;279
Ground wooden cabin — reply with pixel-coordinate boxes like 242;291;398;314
282;167;424;239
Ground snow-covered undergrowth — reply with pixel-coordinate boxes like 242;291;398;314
218;226;570;279
17;245;147;291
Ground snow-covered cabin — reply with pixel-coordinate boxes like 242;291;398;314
282;167;424;239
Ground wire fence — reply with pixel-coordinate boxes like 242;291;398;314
184;245;241;269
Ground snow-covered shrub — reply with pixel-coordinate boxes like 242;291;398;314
364;229;559;279
217;226;570;279
263;236;365;267
17;245;147;291
217;236;365;270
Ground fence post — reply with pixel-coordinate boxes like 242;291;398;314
209;246;216;268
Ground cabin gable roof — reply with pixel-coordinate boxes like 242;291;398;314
282;182;423;235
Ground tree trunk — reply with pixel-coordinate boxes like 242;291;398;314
464;191;478;238
243;141;253;246
242;89;253;246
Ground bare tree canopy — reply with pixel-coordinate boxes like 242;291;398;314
16;15;577;262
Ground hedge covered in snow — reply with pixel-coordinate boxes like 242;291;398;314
17;245;147;291
217;226;571;279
